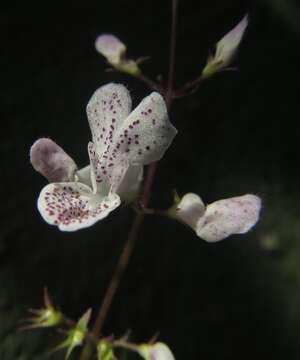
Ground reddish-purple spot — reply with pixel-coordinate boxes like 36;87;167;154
146;146;150;150
112;118;116;123
135;140;139;145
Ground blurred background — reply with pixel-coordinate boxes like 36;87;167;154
2;0;300;358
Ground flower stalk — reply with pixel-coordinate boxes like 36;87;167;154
80;1;179;360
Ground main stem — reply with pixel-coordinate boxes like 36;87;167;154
166;0;178;106
91;213;144;339
80;2;178;358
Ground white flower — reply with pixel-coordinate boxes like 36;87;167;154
30;83;177;231
171;193;261;242
95;34;140;76
202;15;248;78
139;342;175;360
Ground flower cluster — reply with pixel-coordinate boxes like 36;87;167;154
28;14;262;359
30;80;261;239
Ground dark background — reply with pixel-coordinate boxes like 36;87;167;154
2;0;300;359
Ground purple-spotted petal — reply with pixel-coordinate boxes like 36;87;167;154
37;182;121;231
87;141;121;194
30;138;77;182
88;141;137;198
86;83;132;154
86;91;175;197
95;34;126;65
113;92;177;165
196;194;261;242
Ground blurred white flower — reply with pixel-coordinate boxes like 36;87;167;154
31;83;177;231
202;15;248;78
171;193;261;242
95;34;141;76
139;342;175;360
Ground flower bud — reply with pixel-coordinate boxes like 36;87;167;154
95;34;141;76
202;15;248;78
56;309;91;359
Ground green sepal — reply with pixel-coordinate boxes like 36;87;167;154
55;308;91;359
97;339;114;360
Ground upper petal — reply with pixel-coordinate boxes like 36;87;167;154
87;141;127;195
86;83;132;154
196;194;261;242
113;92;177;166
30;138;77;182
37;182;121;231
95;34;126;64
